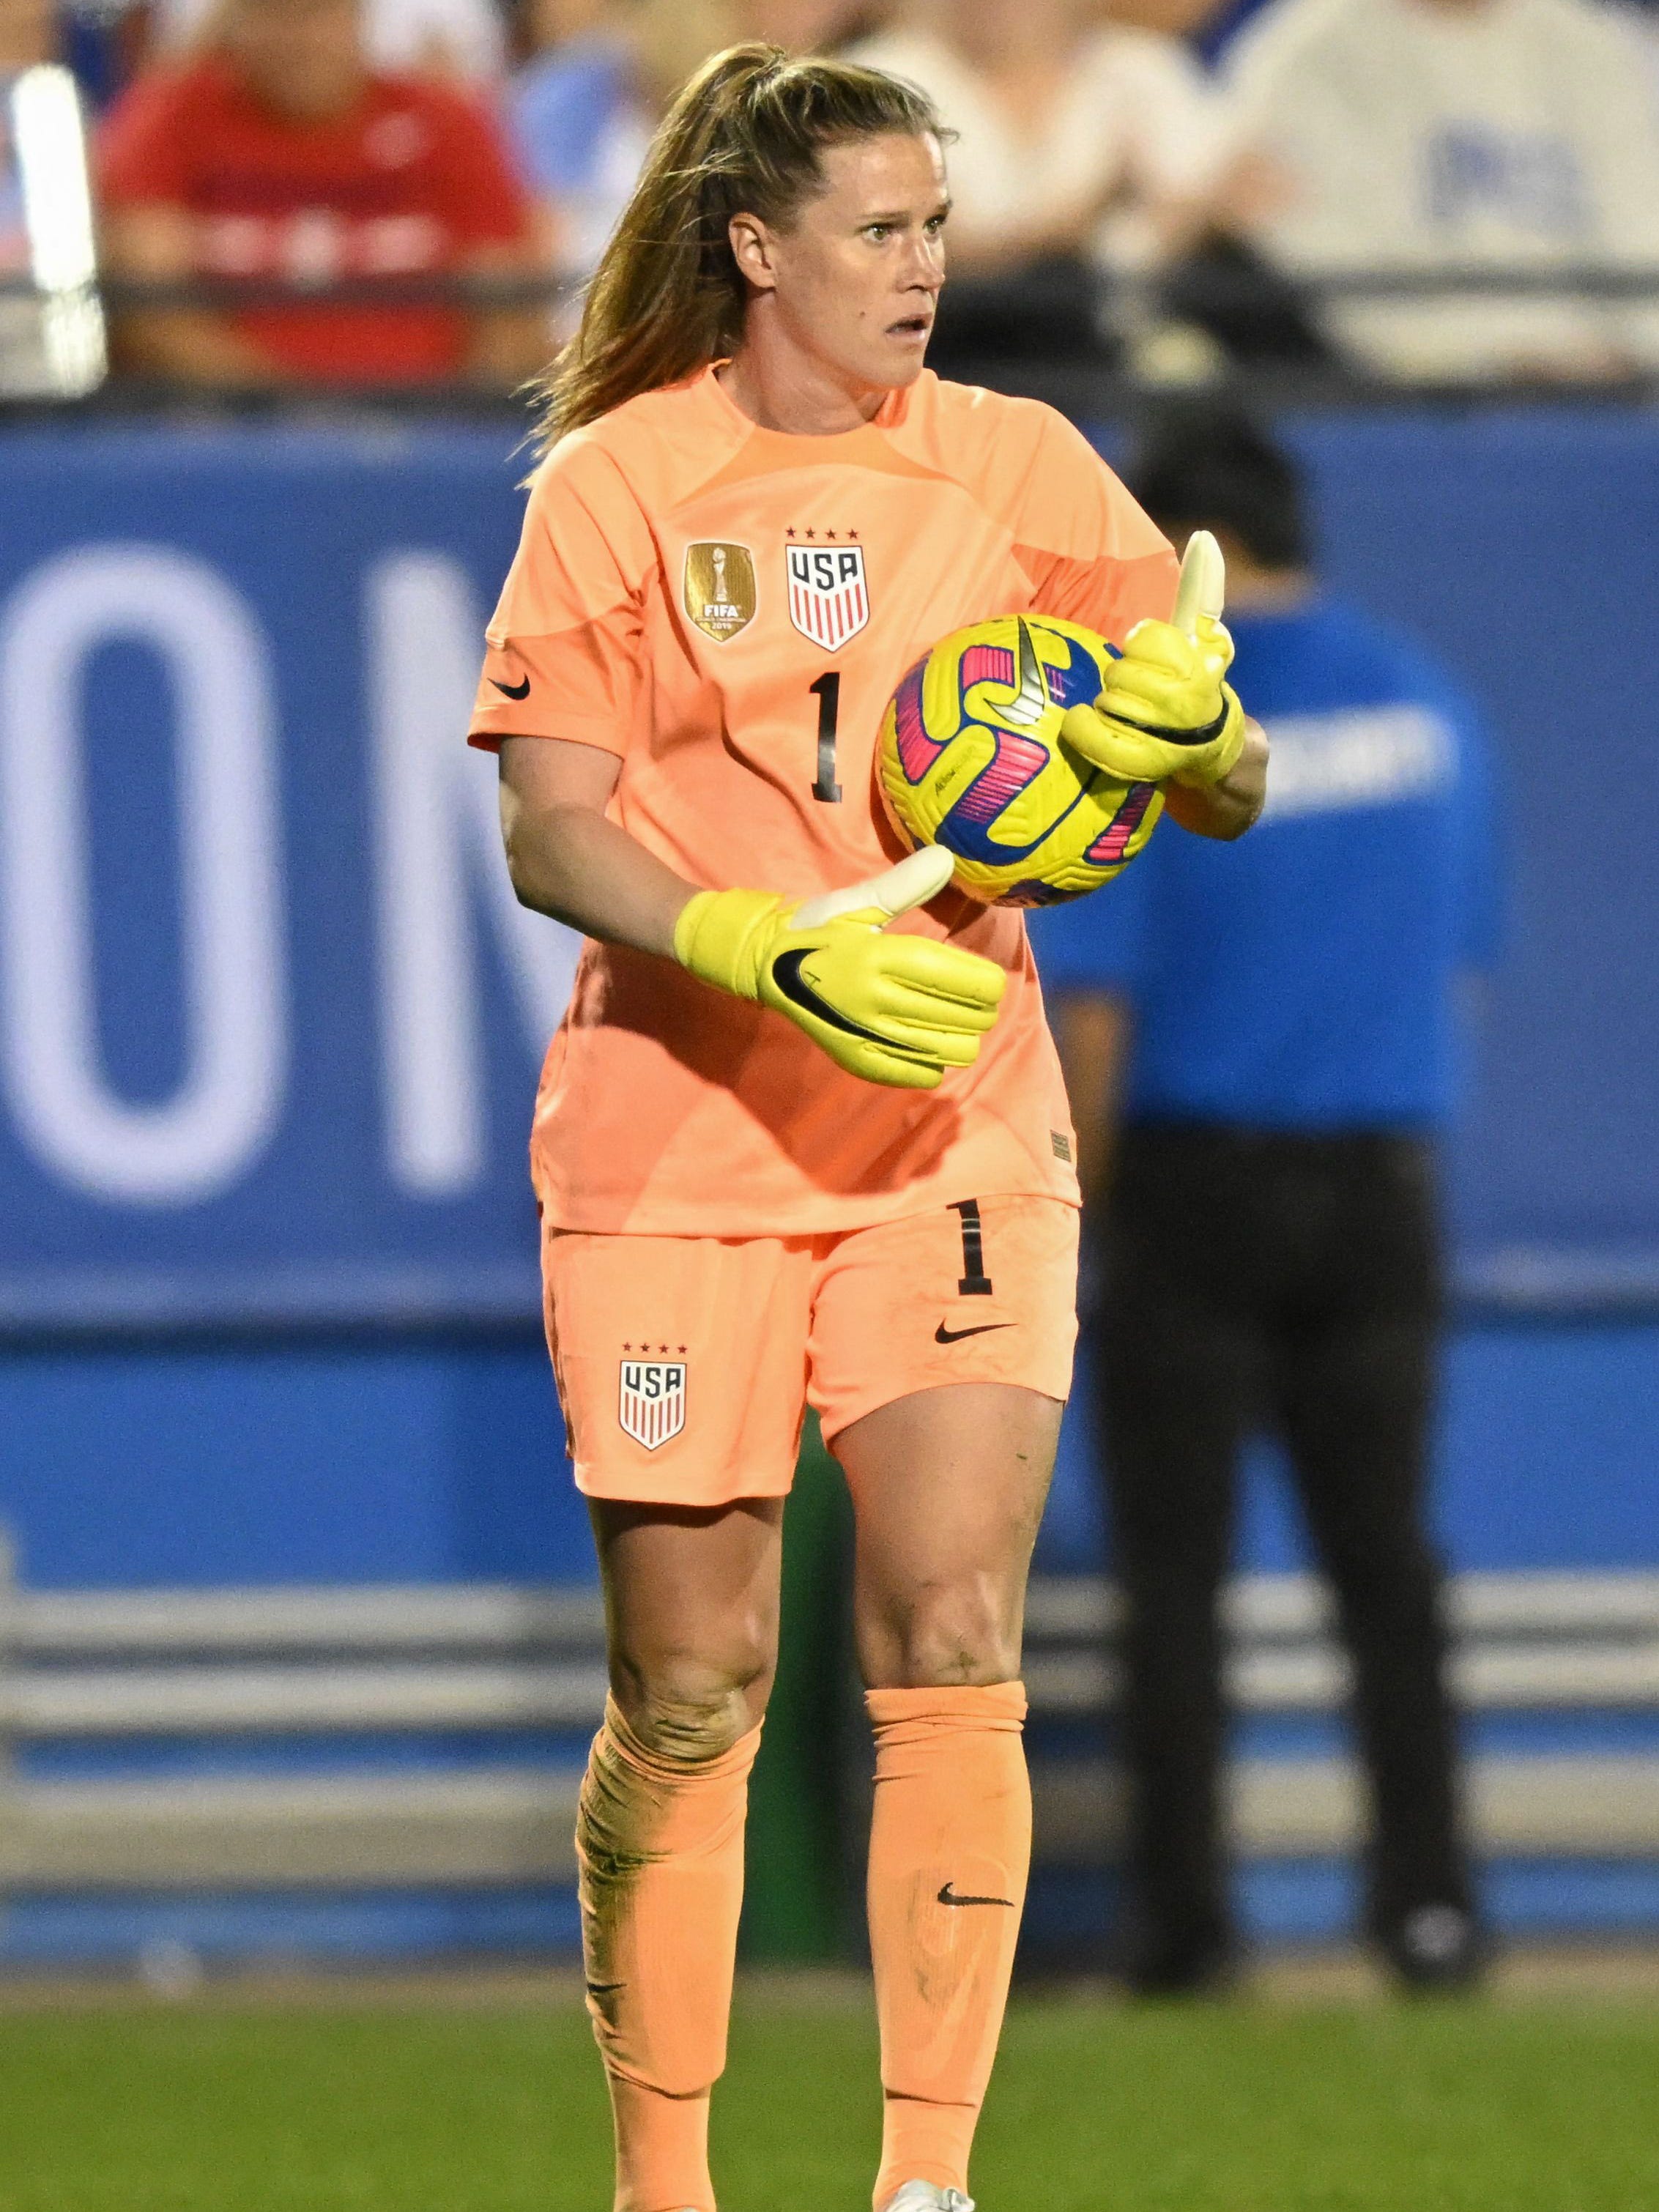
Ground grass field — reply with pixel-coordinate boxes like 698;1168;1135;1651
0;1981;1655;2211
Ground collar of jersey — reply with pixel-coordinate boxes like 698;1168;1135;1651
701;361;912;446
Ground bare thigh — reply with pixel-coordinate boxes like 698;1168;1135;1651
832;1383;1063;1690
590;1496;785;1760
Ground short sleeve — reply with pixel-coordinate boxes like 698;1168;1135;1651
1014;407;1181;649
1028;847;1155;998
99;70;196;208
469;438;656;756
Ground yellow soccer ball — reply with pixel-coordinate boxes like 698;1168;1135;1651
876;612;1165;907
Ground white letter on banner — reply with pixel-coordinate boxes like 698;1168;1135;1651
0;546;286;1204
368;554;579;1197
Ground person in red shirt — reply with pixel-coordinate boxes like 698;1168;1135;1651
98;0;543;388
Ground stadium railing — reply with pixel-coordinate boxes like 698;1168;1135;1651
1022;1575;1659;1863
7;264;1659;418
0;1546;1654;1893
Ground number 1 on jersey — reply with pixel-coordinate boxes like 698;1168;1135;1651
809;672;842;803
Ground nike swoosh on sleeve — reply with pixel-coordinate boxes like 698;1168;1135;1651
935;1321;1013;1344
491;675;532;700
938;1882;1016;1907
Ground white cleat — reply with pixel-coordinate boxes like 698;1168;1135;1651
880;2186;975;2212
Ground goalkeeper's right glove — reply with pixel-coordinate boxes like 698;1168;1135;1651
673;846;1006;1091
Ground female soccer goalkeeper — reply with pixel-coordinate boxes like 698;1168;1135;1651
471;44;1266;2212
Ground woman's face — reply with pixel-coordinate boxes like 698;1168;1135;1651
734;132;951;395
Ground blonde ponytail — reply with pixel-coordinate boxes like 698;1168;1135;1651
532;43;943;450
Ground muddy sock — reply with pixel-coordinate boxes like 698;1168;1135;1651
577;1696;760;2212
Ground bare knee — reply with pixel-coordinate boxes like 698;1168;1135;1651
860;1574;1024;1690
610;1639;776;1762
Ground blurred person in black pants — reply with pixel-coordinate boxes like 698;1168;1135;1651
1032;404;1500;1994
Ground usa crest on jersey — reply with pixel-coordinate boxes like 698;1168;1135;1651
619;1359;686;1450
786;543;869;650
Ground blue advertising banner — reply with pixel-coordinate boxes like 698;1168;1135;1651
0;422;575;1326
0;408;1655;1326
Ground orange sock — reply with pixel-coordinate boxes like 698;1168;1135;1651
864;1682;1031;2210
576;1696;760;2212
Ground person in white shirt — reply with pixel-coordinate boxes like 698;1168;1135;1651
152;0;508;81
1219;0;1659;380
848;0;1224;281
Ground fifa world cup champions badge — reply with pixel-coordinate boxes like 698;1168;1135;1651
685;541;757;641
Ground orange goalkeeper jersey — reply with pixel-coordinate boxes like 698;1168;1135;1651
469;365;1178;1236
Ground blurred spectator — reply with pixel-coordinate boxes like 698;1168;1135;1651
729;0;877;40
1084;0;1330;366
1;1;55;297
512;0;735;311
146;0;507;81
511;0;874;316
1111;0;1273;55
1218;0;1659;382
3;0;106;396
511;0;653;307
850;0;1220;281
59;1;132;102
1033;404;1499;1996
1091;0;1233;40
99;0;543;388
0;0;56;73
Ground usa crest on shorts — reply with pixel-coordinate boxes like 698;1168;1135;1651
786;542;869;649
618;1358;687;1449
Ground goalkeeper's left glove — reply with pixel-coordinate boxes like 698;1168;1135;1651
1061;532;1247;790
673;846;1006;1091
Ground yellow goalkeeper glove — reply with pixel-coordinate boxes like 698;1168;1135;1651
1061;531;1247;790
673;847;1005;1091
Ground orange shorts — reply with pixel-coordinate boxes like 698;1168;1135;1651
541;1196;1079;1506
